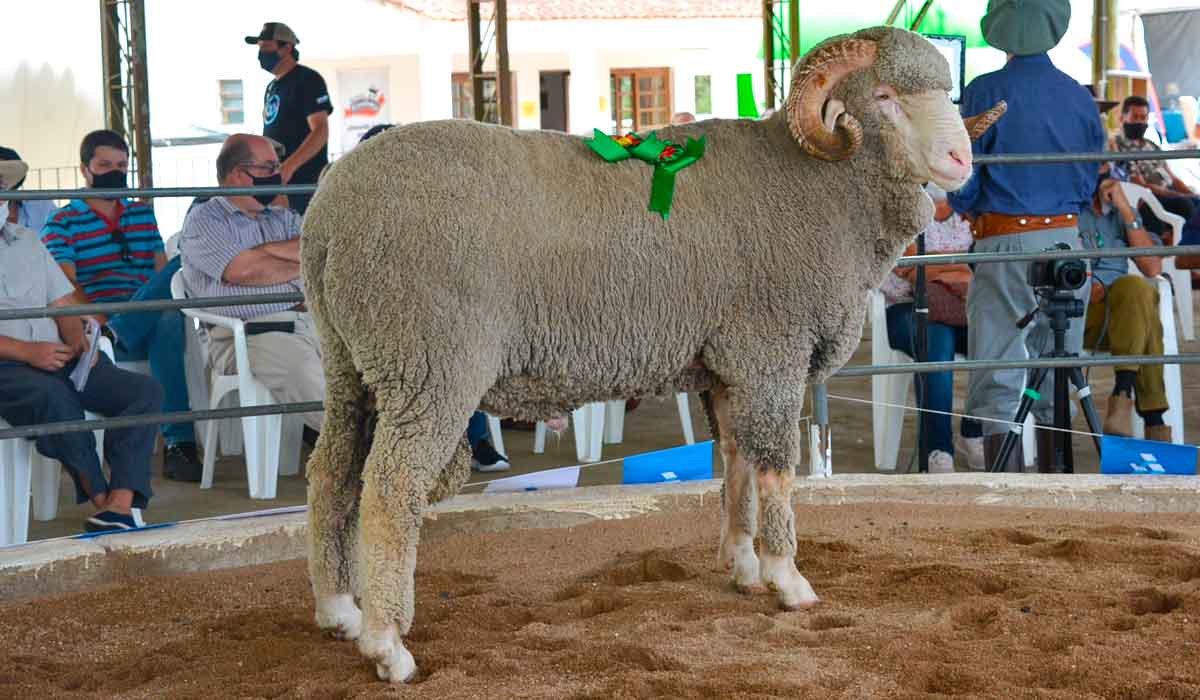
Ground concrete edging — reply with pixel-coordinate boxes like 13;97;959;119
3;473;1199;601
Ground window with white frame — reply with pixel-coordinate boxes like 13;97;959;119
219;79;244;125
694;75;712;115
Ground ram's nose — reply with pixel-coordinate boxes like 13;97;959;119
948;148;971;171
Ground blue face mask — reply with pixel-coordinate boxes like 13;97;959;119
258;49;281;72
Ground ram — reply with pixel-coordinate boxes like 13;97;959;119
299;25;1004;682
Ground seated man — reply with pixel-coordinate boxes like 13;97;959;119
179;134;324;434
0;170;161;532
1109;96;1199;234
40;130;202;482
1079;172;1172;442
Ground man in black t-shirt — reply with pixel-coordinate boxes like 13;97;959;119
245;22;332;215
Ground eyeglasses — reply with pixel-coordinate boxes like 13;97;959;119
239;161;282;177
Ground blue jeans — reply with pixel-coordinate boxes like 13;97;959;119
886;303;981;454
0;354;160;508
106;258;195;445
467;411;489;449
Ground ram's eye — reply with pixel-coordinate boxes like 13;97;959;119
875;92;890;101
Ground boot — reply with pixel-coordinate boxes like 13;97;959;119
1145;424;1173;444
1103;394;1135;437
983;434;1024;473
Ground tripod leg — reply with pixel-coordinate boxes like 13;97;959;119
989;367;1048;472
1070;367;1104;455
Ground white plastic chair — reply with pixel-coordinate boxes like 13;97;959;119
532;394;696;463
869;289;1036;471
170;271;302;499
1;340;112;546
1120;182;1194;341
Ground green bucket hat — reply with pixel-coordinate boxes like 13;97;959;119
981;0;1071;56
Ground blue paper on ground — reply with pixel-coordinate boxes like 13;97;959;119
623;440;714;485
1100;435;1198;475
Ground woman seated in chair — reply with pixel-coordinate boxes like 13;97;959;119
878;185;983;472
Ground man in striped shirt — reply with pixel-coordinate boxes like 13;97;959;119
41;130;202;482
179;134;325;434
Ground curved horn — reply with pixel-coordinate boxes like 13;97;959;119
963;101;1007;141
785;39;878;162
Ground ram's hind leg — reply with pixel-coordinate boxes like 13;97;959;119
355;391;477;684
307;330;369;642
712;386;760;592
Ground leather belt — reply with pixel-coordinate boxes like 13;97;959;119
972;213;1078;240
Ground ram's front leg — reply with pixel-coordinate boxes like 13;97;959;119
734;384;820;610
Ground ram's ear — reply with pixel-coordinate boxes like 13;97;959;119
963;101;1007;141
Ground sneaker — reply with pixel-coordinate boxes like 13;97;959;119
955;434;986;471
85;510;140;533
928;450;955;474
471;440;511;473
163;442;203;482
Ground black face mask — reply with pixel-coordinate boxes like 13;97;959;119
258;49;282;72
89;169;127;189
1123;122;1149;141
249;172;282;206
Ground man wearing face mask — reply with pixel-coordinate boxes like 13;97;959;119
179;134;324;434
1109;95;1198;234
246;22;331;216
41;129;203;482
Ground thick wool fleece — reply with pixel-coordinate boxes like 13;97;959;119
304;116;935;475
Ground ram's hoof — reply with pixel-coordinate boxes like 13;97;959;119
315;594;362;641
360;624;417;684
375;651;417;684
761;554;820;610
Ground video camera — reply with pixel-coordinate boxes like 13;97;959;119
1027;242;1088;292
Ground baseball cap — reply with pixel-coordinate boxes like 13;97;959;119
244;22;299;45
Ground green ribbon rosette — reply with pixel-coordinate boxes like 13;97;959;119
585;129;706;220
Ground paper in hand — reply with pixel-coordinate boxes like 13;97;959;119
69;319;101;392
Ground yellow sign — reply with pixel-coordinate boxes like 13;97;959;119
521;100;537;119
599;95;608;112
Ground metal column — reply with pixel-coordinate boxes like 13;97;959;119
99;0;152;189
762;0;800;111
466;0;514;126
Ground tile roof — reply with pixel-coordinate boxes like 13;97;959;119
389;0;760;22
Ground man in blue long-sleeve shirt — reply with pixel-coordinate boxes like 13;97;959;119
948;0;1106;472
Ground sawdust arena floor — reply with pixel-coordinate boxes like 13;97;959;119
3;501;1200;699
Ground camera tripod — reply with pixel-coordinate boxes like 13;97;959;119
988;289;1103;473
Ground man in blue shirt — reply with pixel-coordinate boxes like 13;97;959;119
949;0;1106;472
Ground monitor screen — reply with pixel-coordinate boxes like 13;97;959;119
924;34;967;104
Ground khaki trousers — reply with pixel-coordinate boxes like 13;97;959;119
1084;275;1167;414
208;311;325;431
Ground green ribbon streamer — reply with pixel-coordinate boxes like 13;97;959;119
585;129;706;220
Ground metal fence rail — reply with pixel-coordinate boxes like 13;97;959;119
0;352;1193;441
1;147;1198;441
